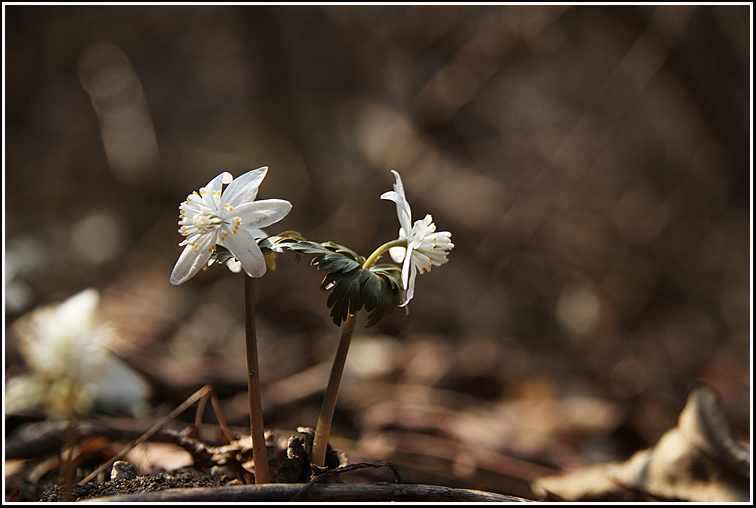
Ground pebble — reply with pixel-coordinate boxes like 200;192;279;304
111;461;138;481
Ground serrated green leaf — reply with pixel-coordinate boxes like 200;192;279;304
363;264;403;327
314;254;361;275
362;274;383;312
326;268;364;324
258;235;403;327
319;241;364;264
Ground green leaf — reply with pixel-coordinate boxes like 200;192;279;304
209;244;235;265
315;254;361;275
363;265;403;327
259;234;403;327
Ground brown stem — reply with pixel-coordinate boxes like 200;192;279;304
244;274;270;484
311;312;358;467
60;417;78;501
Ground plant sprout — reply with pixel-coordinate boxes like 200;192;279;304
170;166;291;484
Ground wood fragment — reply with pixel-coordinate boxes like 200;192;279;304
86;483;532;502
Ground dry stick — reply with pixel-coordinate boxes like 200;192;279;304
195;388;211;428
93;483;528;502
210;392;236;443
311;312;358;467
244;274;270;484
78;384;212;485
292;461;402;502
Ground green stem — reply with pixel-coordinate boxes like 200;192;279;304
244;274;270;484
311;238;406;467
361;238;406;270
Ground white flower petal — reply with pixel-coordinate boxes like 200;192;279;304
400;247;413;295
390;170;413;234
380;190;412;238
223;228;267;278
56;288;99;332
203;171;233;195
4;375;48;413
170;234;216;285
250;228;268;240
91;355;150;416
401;250;418;307
232;199;293;229
199;172;233;208
389;169;406;200
389;228;408;262
411;215;434;249
221;166;268;207
389;245;407;263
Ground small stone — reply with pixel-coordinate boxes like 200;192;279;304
110;461;138;481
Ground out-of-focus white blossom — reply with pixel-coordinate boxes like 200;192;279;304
5;289;150;417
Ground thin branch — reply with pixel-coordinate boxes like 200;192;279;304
91;483;532;502
210;392;236;443
77;384;212;485
291;461;402;501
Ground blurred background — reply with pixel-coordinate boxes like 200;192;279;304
4;4;751;499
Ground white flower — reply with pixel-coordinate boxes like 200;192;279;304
6;289;149;416
170;167;292;284
380;170;454;306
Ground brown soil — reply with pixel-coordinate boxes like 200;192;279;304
38;467;231;502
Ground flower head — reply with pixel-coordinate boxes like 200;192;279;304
380;170;454;306
170;167;291;284
6;289;149;417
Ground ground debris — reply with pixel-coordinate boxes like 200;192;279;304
39;466;231;502
531;385;751;502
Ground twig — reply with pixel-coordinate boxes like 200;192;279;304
210;392;236;443
77;384;212;485
195;387;211;428
291;461;402;502
89;483;533;502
